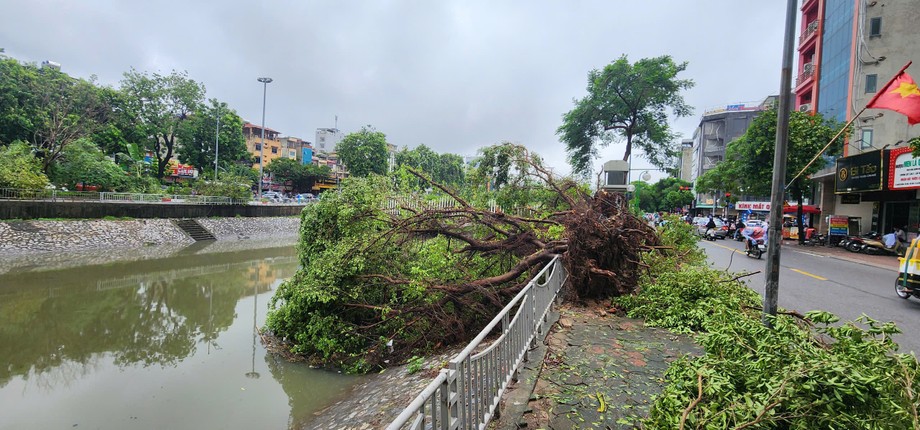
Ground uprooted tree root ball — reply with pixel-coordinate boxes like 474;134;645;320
264;143;661;372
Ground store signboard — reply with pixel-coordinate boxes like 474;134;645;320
828;215;849;236
835;150;883;193
888;146;920;190
840;194;860;204
735;201;771;211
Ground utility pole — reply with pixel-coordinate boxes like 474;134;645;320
763;0;798;327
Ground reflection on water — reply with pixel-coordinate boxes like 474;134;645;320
0;245;359;430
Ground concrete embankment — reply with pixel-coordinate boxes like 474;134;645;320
0;217;301;274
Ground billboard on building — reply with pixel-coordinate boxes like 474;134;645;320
835;150;883;193
888;146;920;190
302;147;313;165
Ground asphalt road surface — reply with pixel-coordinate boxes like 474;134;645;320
699;238;920;355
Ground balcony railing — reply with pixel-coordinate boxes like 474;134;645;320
800;20;819;45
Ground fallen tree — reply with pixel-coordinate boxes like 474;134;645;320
266;143;660;371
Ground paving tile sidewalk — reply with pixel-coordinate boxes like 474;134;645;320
499;304;701;430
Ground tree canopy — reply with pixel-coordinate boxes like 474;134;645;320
557;55;694;176
120;69;205;178
630;177;694;213
337;126;389;177
176;99;247;175
393;144;465;189
0;140;49;189
266;157;331;193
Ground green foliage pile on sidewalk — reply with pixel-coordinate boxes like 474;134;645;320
614;219;920;429
265;176;512;372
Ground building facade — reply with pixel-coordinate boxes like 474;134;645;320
688;98;775;215
315;128;343;154
800;0;920;237
243;123;284;166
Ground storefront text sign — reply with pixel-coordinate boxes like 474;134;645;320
829;215;849;236
835;150;883;193
888;146;920;190
735;201;771;211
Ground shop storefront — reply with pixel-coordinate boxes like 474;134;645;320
832;147;920;240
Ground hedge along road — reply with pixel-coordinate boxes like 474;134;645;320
699;239;920;355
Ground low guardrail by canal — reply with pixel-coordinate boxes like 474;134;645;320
0;188;305;206
386;255;567;430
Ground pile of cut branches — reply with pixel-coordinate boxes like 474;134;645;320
266;144;660;371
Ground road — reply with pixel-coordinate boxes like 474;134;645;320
699;238;920;355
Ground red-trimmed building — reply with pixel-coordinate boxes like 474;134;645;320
797;0;920;238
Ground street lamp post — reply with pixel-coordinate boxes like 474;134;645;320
214;104;220;181
257;77;273;200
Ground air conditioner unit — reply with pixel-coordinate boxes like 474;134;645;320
803;63;814;75
799;103;812;112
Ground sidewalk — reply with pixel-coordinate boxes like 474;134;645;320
494;303;701;429
780;239;901;271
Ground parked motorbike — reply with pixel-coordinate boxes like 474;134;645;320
860;238;902;256
704;229;718;241
842;232;880;253
802;233;826;247
746;238;767;259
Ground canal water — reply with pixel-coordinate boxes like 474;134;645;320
0;244;360;430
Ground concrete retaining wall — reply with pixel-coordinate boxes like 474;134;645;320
0;217;301;257
0;200;305;220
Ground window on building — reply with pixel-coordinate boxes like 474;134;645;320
869;17;882;37
255;144;261;151
271;147;278;154
865;74;878;93
860;129;873;150
254;156;261;164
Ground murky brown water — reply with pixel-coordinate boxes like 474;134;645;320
0;244;360;430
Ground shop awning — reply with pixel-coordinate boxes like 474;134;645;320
782;205;821;214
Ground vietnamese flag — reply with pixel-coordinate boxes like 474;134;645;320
866;62;920;125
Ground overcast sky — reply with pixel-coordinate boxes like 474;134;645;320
3;1;792;181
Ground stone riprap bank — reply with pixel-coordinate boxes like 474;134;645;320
0;217;300;255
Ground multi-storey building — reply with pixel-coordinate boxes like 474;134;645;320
688;97;775;215
315;127;343;154
243;122;283;166
800;0;920;237
279;136;313;164
678;139;694;183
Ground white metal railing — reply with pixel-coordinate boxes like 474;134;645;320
0;188;252;205
387;255;567;430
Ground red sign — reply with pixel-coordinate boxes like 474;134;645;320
888;146;920;190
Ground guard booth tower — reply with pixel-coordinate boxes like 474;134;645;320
600;160;630;193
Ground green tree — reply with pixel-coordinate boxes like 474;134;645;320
49;138;127;190
266;157;331;193
120;69;205;178
176;99;247;175
337;126;389;177
393;144;466;189
557;55;694;176
723;109;846;242
0;58;109;172
0;140;49;189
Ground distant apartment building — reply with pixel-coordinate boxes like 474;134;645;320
243;122;283;166
279;136;313;164
688;97;776;214
798;0;920;236
315;128;343;154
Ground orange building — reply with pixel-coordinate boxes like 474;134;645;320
243;122;283;166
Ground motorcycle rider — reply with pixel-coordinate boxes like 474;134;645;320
741;225;767;253
734;219;746;240
705;216;717;239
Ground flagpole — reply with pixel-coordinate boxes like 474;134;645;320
786;60;914;188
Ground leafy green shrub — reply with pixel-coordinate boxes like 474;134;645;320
193;174;253;200
406;356;426;374
614;266;761;333
50;139;127;191
646;311;920;429
620;234;920;429
0;141;49;189
266;176;512;372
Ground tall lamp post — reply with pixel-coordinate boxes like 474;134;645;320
257;77;273;200
214;104;220;181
